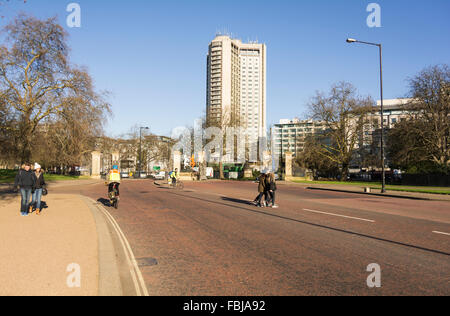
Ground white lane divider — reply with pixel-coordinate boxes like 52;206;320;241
302;208;375;223
432;231;450;236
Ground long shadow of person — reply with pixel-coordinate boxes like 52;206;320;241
221;197;254;206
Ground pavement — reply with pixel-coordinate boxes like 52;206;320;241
0;181;147;296
53;179;450;296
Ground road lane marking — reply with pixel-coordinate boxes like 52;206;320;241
100;205;149;296
302;208;375;223
433;231;450;236
87;197;149;296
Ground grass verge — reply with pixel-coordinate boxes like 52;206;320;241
0;170;90;184
291;180;450;195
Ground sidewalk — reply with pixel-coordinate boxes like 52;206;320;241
0;191;140;296
0;194;99;295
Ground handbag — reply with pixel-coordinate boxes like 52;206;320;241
42;188;48;196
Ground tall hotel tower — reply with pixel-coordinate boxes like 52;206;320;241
206;35;267;145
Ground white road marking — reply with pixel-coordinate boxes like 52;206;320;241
302;208;375;223
87;197;149;296
432;231;450;236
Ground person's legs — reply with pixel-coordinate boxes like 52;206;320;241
20;189;31;215
31;190;37;210
264;191;270;207
35;189;42;210
20;188;27;214
255;192;264;206
271;191;277;207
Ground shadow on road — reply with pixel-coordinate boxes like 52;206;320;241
221;197;254;206
0;185;19;203
97;198;112;208
168;190;450;257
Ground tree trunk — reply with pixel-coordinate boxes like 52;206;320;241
340;163;349;182
19;122;33;163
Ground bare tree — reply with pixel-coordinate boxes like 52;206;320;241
0;14;109;163
308;82;374;181
0;96;18;165
33;93;110;169
296;137;338;180
408;64;450;170
387;65;450;174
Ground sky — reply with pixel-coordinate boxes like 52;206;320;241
1;0;449;137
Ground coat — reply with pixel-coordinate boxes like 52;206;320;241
269;179;277;191
14;169;35;189
32;171;46;190
258;175;266;193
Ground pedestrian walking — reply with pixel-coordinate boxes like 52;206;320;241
14;163;36;217
31;163;46;215
267;173;278;208
254;173;268;207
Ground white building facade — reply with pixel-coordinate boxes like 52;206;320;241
206;35;267;143
272;119;327;158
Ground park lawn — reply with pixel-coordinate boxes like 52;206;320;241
292;180;450;195
0;170;90;184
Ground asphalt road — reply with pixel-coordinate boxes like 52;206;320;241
56;180;450;296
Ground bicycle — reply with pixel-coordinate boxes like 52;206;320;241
108;183;120;209
170;179;184;190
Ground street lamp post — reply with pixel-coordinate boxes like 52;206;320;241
139;127;150;178
346;38;386;193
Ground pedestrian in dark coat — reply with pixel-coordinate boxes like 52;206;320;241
254;173;267;207
14;163;35;216
267;173;278;208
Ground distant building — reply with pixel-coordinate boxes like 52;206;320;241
375;98;412;127
361;98;413;147
206;35;267;142
92;135;173;174
272;119;327;158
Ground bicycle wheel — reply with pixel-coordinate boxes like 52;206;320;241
178;182;184;190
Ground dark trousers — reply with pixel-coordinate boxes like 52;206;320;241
255;192;269;206
20;188;32;212
268;191;276;206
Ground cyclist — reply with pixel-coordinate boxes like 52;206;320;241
106;165;121;201
170;168;179;188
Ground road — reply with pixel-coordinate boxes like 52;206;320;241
55;180;450;296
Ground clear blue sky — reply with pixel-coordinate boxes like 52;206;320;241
2;0;449;137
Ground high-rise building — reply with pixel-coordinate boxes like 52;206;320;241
206;35;267;143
